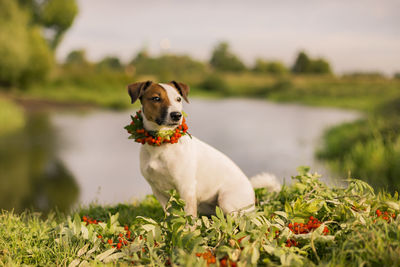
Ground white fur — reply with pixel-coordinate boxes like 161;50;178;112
250;173;281;192
138;83;281;216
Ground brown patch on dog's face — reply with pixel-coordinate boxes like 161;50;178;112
169;81;190;103
141;84;171;125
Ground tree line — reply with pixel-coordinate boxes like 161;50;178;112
2;0;398;91
63;43;333;79
0;0;78;88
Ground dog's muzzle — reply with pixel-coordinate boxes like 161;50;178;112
170;112;182;122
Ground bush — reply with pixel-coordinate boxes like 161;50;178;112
209;42;246;72
292;51;332;75
198;74;228;93
97;56;124;71
253;59;288;75
318;118;400;193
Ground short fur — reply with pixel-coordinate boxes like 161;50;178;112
127;81;280;216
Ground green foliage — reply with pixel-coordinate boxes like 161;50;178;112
343;72;385;79
1;169;400;266
21;26;54;86
0;0;30;87
253;59;288;75
292;51;332;75
210;42;246;72
292;51;311;73
0;98;25;136
20;0;78;48
97;56;124;71
318;118;400;192
0;0;62;88
310;58;332;74
65;50;89;66
199;73;228;93
78;195;164;227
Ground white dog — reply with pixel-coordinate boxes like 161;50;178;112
128;81;280;216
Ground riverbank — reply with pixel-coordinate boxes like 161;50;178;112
1;169;399;266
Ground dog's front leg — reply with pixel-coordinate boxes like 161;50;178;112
183;193;197;217
178;184;197;217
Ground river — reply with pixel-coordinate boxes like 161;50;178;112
0;98;360;212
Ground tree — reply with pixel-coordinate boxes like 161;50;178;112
253;59;288;75
292;51;311;73
19;0;78;49
310;58;332;74
97;56;123;71
65;50;88;66
292;51;332;75
210;42;246;72
0;0;53;87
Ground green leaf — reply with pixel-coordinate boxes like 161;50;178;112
68;259;80;267
103;252;125;263
77;244;89;257
95;248;116;262
251;246;260;264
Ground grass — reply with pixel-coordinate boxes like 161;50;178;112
1;167;399;266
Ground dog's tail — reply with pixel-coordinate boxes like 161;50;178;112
249;172;281;192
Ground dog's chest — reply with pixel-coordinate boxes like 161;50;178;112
139;146;177;191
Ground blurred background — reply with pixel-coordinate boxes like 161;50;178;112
0;0;399;214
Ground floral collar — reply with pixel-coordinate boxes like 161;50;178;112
125;110;190;146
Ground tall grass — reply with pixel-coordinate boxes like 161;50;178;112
318;116;400;192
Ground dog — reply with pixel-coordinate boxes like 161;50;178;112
127;81;280;216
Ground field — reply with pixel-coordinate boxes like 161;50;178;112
1;168;399;266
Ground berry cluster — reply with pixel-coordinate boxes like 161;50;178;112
285;239;299;248
285;216;330;247
94;222;134;250
82;216;100;225
375;209;396;223
125;110;189;146
195;251;237;267
288;216;330;235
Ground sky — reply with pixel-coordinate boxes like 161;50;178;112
57;0;400;75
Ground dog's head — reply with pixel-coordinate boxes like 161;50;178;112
127;81;189;130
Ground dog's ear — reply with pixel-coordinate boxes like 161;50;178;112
170;81;190;103
127;81;152;104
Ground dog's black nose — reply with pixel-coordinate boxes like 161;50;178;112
170;112;182;121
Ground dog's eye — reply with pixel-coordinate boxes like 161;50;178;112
176;97;182;102
151;96;161;102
